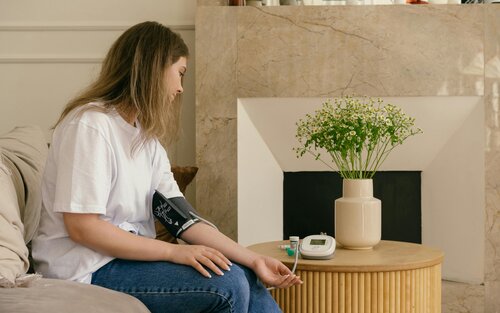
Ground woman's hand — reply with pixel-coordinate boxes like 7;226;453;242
179;223;301;286
251;255;303;288
166;244;232;278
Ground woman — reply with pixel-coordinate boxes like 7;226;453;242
32;21;301;313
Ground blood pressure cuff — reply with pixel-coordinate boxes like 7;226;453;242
152;190;201;238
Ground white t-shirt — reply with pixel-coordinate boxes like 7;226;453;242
32;104;183;283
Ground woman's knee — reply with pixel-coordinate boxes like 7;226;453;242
214;263;251;311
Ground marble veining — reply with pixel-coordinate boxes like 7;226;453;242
442;281;485;313
236;6;483;98
485;7;500;312
196;7;239;239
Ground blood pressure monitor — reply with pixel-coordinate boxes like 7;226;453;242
299;234;336;260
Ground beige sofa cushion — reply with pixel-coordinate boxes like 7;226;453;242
0;154;29;285
0;126;48;286
0;126;151;311
0;126;47;242
0;278;150;313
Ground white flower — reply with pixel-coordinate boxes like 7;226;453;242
295;96;422;179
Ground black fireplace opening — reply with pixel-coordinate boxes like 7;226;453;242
283;171;421;244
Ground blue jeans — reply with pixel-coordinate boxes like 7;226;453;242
91;259;282;313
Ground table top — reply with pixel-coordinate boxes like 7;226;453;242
248;240;444;272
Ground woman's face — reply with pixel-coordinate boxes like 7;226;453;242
164;56;187;103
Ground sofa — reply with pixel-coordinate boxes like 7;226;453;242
0;125;198;313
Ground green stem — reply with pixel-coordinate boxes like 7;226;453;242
306;150;336;171
370;142;399;175
364;145;374;176
349;148;355;178
333;151;350;178
361;150;364;178
367;137;391;174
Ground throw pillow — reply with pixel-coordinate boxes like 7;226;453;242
0;126;48;243
155;166;198;243
0;153;29;286
0;126;48;286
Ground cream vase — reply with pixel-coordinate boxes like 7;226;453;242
334;179;381;249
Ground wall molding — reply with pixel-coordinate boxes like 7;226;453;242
0;24;195;31
0;23;194;64
0;57;103;64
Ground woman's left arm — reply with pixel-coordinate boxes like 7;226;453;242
181;223;302;288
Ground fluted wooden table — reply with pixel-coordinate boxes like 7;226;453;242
248;240;443;313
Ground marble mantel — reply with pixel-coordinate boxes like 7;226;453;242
195;4;500;312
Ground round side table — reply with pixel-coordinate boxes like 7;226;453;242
248;240;444;313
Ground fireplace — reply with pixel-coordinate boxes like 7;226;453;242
196;4;500;309
237;96;484;284
283;171;421;244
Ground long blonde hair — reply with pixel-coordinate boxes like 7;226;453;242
55;21;189;149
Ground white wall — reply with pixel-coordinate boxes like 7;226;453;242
0;1;196;25
0;0;198;202
238;99;284;247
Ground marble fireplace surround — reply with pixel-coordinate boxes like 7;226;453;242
196;4;500;311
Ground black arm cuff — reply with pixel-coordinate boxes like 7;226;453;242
152;191;200;238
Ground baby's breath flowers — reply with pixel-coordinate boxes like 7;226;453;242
294;96;422;179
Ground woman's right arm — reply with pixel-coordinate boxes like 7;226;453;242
63;212;231;278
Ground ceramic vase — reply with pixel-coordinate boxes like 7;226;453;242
334;179;381;249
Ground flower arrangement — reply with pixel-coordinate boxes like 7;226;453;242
294;96;422;179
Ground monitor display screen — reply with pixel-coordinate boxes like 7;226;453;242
310;239;326;245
